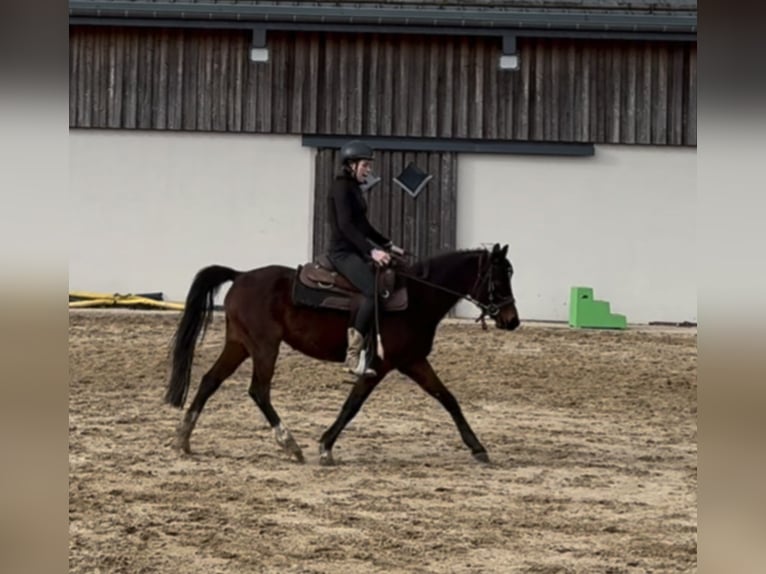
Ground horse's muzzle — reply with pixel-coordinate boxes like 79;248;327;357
496;315;520;331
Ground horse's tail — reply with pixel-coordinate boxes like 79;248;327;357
164;265;242;408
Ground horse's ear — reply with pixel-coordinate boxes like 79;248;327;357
492;243;500;253
501;244;509;257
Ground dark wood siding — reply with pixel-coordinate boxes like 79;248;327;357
70;26;697;146
312;149;458;259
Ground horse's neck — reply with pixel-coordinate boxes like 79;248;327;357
433;252;483;294
417;251;484;319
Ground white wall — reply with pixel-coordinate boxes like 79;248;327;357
455;145;696;324
70;130;314;304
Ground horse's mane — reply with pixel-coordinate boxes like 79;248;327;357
408;247;488;282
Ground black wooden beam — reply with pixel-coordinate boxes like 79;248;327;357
302;135;595;157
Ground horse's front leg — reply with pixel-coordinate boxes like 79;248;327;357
318;372;385;466
398;359;489;463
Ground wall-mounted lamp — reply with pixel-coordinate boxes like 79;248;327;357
250;28;269;63
499;34;520;71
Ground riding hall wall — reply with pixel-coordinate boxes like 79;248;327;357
69;25;697;321
455;144;696;324
69;130;314;304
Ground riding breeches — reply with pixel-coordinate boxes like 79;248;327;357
327;250;378;336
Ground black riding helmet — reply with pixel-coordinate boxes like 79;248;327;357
340;140;374;165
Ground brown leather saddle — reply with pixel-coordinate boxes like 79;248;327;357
292;253;408;312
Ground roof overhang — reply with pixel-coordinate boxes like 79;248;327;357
68;1;697;42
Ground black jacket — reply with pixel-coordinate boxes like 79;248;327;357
327;172;390;260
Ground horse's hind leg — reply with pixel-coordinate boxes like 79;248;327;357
247;344;305;463
176;340;247;454
398;359;489;463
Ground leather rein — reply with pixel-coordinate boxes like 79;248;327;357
387;252;515;328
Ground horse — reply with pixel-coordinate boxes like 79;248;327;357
164;243;520;465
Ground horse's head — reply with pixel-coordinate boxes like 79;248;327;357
476;243;520;331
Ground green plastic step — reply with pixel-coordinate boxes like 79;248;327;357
569;286;627;329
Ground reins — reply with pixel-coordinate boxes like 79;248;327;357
368;250;510;365
386;252;508;329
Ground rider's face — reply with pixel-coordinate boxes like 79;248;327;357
352;160;373;183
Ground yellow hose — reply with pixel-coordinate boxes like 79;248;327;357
68;292;185;311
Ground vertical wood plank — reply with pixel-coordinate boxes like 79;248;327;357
685;45;697;145
440;40;454;138
427;152;441;256
112;29;126;128
424;41;439;137
271;33;287;133
320;35;335;134
585;46;599;142
138;32;154;129
379;150;393;239
484;39;498;140
515;39;531;140
669;45;685;145
182;31;197;130
499;42;515;139
364;34;379;134
352;33;365;135
561;40;576;142
401;152;418;254
440;153;457;252
652;43;668;144
394;39;409;136
470;38;484;139
606;43;623;143
533;40;545;140
123;32;138;129
410;39;425;137
546;39;559;140
289;33;303;133
623;42;637;144
455;37;470;138
305;33;320;134
256;37;273;132
81;30;93;127
637;42;652;143
92;30;104;127
70;31;79;125
195;34;211;131
337;33;349;133
228;32;243;132
166;30;183;130
380;36;394;136
415;151;431;258
218;33;231;132
153;29;169;130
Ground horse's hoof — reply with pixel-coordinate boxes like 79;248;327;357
293;450;306;464
318;445;335;466
473;451;490;464
174;435;191;455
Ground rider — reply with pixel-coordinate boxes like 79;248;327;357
327;140;404;377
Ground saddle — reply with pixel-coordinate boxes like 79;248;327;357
292;253;408;313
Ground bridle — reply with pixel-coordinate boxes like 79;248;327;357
392;251;515;327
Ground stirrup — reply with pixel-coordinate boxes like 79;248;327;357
347;349;376;377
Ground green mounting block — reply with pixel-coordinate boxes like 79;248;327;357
569;286;627;329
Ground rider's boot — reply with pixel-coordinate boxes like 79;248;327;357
344;327;377;378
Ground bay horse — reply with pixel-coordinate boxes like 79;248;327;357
164;243;519;465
